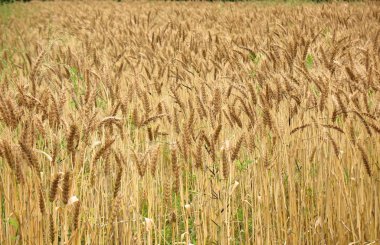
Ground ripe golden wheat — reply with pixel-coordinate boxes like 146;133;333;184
0;1;379;244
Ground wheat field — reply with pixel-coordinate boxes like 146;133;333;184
0;1;379;244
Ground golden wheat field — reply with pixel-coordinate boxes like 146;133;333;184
0;1;379;244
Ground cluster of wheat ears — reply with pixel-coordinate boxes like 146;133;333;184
0;1;379;244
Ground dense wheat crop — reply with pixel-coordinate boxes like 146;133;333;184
0;1;379;244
